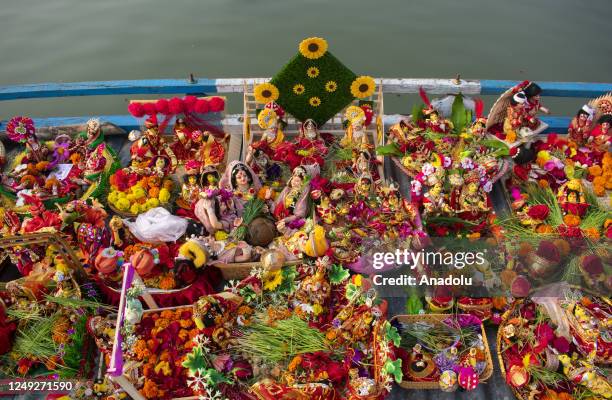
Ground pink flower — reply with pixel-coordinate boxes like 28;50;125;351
552;336;570;353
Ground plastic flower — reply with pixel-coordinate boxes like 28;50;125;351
263;269;283;291
307;67;320;78
299;37;328;59
325;81;338;92
254;83;279;104
309;97;322;107
350;76;376;98
293;84;305;95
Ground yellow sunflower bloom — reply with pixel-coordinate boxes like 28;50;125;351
299;37;328;59
263;269;283;291
350;76;376;98
307;67;320;79
325;81;337;93
309;97;322;107
293;84;305;95
254;82;279;104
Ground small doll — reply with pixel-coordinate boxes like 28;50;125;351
467;99;487;139
171;117;193;160
149;155;172;178
192;130;226;167
557;179;588;217
523;81;550;130
179;163;202;209
568;104;595;146
588;114;612;151
276;119;328;170
341;106;370;149
503;91;528;142
219;160;262;216
419;88;453;134
387;118;422;146
273;164;319;233
247;101;286;165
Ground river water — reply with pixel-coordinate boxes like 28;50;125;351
1;0;611;120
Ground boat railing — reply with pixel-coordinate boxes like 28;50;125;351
1;78;611;132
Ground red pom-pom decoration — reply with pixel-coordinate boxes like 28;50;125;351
169;97;185;115
142;103;157;116
209;97;225;112
155;99;170;115
183;96;198;113
194;99;210;114
128;103;145;118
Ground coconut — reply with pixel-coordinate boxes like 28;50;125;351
246;217;278;247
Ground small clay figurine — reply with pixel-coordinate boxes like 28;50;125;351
568;105;595;145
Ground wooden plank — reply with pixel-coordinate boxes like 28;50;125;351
1;78;610;101
0;79;217;100
480;80;612;97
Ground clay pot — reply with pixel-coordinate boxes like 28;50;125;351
130;249;155;278
94;248;119;275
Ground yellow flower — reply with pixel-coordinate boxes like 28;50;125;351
306;67;320;78
350;76;376;98
309;97;322;107
258;108;278;129
254;82;279;104
263;269;283;291
325;81;337;93
130;203;141;214
293;84;305;95
115;197;131;211
312;304;323;316
299;37;328;59
158;188;171;203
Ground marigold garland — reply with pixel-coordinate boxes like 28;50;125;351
298;37;328;59
350;76;376;98
293;84;305;95
254;82;280;104
309;97;322;107
307;67;320;78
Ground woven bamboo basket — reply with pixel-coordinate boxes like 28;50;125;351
214;259;301;280
392;313;494;390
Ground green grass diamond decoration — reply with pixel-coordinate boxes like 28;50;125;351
270;51;357;127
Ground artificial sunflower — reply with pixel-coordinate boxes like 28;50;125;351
325;81;338;93
299;37;328;60
309;97;322;107
254;82;279;104
350;76;376;98
307;67;320;78
293;84;305;95
263;269;283;291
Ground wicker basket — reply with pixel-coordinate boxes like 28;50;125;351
392;313;494;390
214;260;301;280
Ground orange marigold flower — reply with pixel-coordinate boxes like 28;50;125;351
538;179;549;188
583;227;600;239
552;239;571;257
518;242;533;257
158;274;176;290
536;224;554;234
589;165;603;177
563;214;581;227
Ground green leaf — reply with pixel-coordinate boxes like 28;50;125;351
375;143;402;157
405;293;423;315
182;347;207;374
384;358;403;383
384;321;401;347
329;264;350;285
450;94;467;134
412;103;425;122
204;368;233;386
